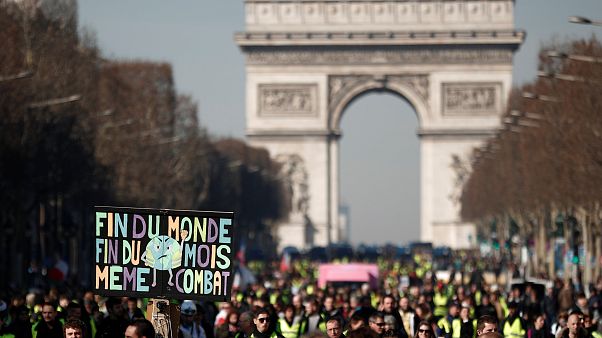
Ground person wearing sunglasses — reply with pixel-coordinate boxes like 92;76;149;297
414;321;435;338
252;308;283;338
369;312;386;336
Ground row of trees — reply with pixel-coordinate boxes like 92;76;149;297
0;2;289;292
460;38;602;285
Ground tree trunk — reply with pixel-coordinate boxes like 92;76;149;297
537;210;547;278
548;209;557;279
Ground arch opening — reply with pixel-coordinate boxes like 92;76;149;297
338;91;420;246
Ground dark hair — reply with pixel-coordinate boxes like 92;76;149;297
369;312;384;323
327;316;343;327
477;315;498;333
349;312;365;325
239;311;254;324
383;294;396;302
67;302;81;311
348;327;379;338
105;297;122;311
414;320;435;338
42;302;56;310
128;319;156;338
254;307;270;318
64;319;87;336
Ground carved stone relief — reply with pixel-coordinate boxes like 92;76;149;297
245;1;513;28
442;82;502;116
245;47;514;65
276;154;310;216
328;74;429;111
328;75;372;111
448;154;471;206
388;75;429;102
258;84;318;117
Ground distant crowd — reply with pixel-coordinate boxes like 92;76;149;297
0;255;600;338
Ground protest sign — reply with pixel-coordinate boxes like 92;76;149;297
94;206;234;301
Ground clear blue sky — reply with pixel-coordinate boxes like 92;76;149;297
78;0;601;246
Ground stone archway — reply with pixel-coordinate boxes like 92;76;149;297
236;0;524;249
329;74;430;131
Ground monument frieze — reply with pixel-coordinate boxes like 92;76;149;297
442;82;502;116
245;47;514;65
258;84;319;117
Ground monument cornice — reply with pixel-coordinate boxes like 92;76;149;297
235;30;525;47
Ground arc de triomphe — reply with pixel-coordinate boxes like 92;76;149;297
235;0;523;249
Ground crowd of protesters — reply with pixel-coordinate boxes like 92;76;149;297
0;253;600;338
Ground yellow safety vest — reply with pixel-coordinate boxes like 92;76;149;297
278;318;300;338
452;319;462;338
300;314;326;334
499;298;508;318
89;317;97;338
433;293;449;317
503;318;525;338
474;291;482;306
438;317;452;336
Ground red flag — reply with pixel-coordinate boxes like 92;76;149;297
236;242;246;266
279;251;291;272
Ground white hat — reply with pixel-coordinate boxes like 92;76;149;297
181;300;196;315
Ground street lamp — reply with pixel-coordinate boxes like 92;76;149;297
568;16;602;27
503;115;540;130
510;109;544;120
27;94;81;109
522;92;560;103
547;51;602;63
537;71;588;83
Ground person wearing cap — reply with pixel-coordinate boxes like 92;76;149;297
501;302;526;338
180;300;207;338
